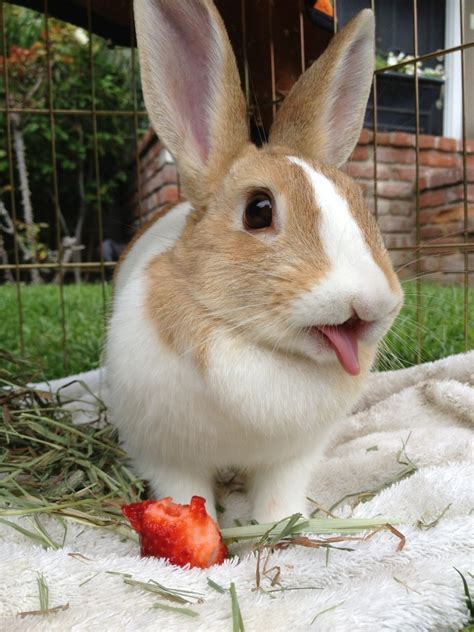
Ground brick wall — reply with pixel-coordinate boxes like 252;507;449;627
130;128;473;283
345;130;474;282
129;128;180;223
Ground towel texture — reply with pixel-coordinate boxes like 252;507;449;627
1;352;473;631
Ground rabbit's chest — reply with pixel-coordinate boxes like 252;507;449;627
111;324;361;467
108;256;363;468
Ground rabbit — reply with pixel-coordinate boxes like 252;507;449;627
106;0;403;524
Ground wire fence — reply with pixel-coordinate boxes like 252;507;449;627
0;0;472;377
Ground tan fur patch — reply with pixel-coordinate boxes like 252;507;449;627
142;143;400;375
268;10;374;167
143;145;333;370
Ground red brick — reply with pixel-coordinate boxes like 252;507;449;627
436;136;459;152
383;233;415;249
158;184;179;204
466;139;474;154
390;132;416;148
141;194;154;214
421;237;465;249
140;142;163;170
388;250;414;272
373;164;393;180
423;204;474;226
419;151;459;168
137;127;158;154
439;185;463;205
377;146;415;164
142;165;157;183
420;189;448;208
358;128;373;145
141;165;178;198
420;168;462;190
439;253;465;273
443;182;464;199
378;215;414;233
371;198;390;215
420;225;446;240
346;163;373;179
374;132;391;146
419;134;436;149
347;162;390;180
392;166;416;181
419;209;437;224
376;181;413;199
419;255;442;274
349;146;370;161
386;200;414;216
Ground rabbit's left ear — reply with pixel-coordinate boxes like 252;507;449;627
269;10;374;167
134;0;249;206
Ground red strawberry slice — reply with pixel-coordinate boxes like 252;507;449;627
122;496;228;569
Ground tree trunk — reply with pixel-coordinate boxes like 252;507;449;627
0;199;28;282
11;113;41;284
0;232;14;283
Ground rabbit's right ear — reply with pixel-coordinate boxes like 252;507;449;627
269;10;374;167
134;0;249;207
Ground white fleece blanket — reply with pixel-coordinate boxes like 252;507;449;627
1;353;473;631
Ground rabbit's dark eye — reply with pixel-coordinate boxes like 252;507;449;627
243;192;273;230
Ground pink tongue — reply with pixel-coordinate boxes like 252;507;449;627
319;325;360;376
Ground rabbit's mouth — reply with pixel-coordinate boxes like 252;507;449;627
310;316;368;376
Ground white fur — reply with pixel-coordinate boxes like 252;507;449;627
288;157;400;344
107;4;396;524
108;232;364;521
107;199;366;522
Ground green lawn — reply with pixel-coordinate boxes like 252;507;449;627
0;282;472;380
381;282;472;371
0;283;112;379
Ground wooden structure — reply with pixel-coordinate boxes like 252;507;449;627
9;0;333;135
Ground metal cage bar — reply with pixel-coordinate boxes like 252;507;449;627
0;1;24;352
371;0;379;222
412;0;422;363
44;0;68;370
87;0;107;319
130;0;145;228
459;0;470;349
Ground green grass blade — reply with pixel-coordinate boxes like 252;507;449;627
310;601;344;625
455;568;474;620
221;516;394;542
230;582;245;632
37;573;49;611
207;578;226;594
152;603;199;618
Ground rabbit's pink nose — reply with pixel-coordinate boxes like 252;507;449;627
317;316;366;376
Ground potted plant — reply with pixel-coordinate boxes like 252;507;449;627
365;51;445;135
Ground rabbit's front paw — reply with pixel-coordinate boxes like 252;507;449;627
148;464;218;521
249;460;312;524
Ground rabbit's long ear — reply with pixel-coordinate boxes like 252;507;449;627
134;0;249;205
269;10;374;167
